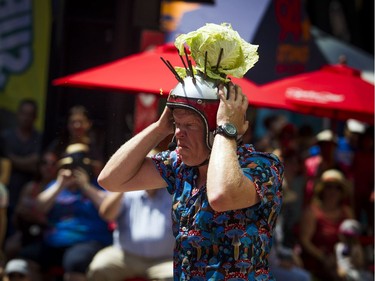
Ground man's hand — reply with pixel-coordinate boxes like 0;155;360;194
216;83;249;136
157;106;175;136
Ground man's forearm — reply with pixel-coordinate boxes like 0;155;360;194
207;136;241;203
207;136;258;212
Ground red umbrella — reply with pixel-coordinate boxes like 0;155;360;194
53;43;183;96
52;43;295;112
259;64;374;124
53;43;264;97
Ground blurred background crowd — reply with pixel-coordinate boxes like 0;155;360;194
0;0;373;281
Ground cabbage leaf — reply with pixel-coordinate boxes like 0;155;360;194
174;23;259;82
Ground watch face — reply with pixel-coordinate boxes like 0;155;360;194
223;123;237;137
216;123;237;138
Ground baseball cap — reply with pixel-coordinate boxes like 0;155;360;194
5;259;29;275
346;119;366;134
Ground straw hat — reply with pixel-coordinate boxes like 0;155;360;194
315;169;349;197
316;129;338;144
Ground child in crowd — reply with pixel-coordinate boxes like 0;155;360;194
335;219;373;281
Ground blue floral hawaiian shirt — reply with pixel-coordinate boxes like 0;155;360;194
152;144;284;280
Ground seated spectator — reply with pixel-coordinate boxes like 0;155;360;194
4;150;58;260
335;219;373;281
3;259;32;281
87;149;174;281
299;169;354;281
19;143;112;281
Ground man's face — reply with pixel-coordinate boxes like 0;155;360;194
173;109;210;166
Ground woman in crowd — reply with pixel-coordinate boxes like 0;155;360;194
299;169;354;281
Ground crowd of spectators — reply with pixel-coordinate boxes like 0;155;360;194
0;100;373;281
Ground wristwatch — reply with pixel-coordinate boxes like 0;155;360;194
215;123;237;139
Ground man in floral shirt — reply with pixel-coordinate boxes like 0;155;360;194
151;143;283;280
99;23;284;280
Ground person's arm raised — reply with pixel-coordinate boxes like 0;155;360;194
207;83;258;212
98;107;174;192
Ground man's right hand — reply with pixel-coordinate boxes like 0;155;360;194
157;106;175;136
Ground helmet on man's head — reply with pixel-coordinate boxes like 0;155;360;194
167;74;225;150
162;23;259;150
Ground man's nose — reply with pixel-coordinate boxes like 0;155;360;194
175;127;185;138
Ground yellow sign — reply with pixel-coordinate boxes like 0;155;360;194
0;0;51;131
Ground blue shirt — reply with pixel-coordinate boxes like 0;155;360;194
152;144;284;280
44;180;113;247
335;136;355;168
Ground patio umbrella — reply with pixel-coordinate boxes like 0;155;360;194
259;64;374;124
53;43;183;96
53;43;296;112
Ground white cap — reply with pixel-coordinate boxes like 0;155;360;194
5;259;29;275
339;219;361;236
316;129;337;143
347;119;366;134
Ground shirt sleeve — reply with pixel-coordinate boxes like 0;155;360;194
151;150;178;194
239;144;284;202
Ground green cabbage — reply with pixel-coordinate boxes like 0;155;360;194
174;23;259;82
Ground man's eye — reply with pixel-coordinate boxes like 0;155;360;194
188;123;199;129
